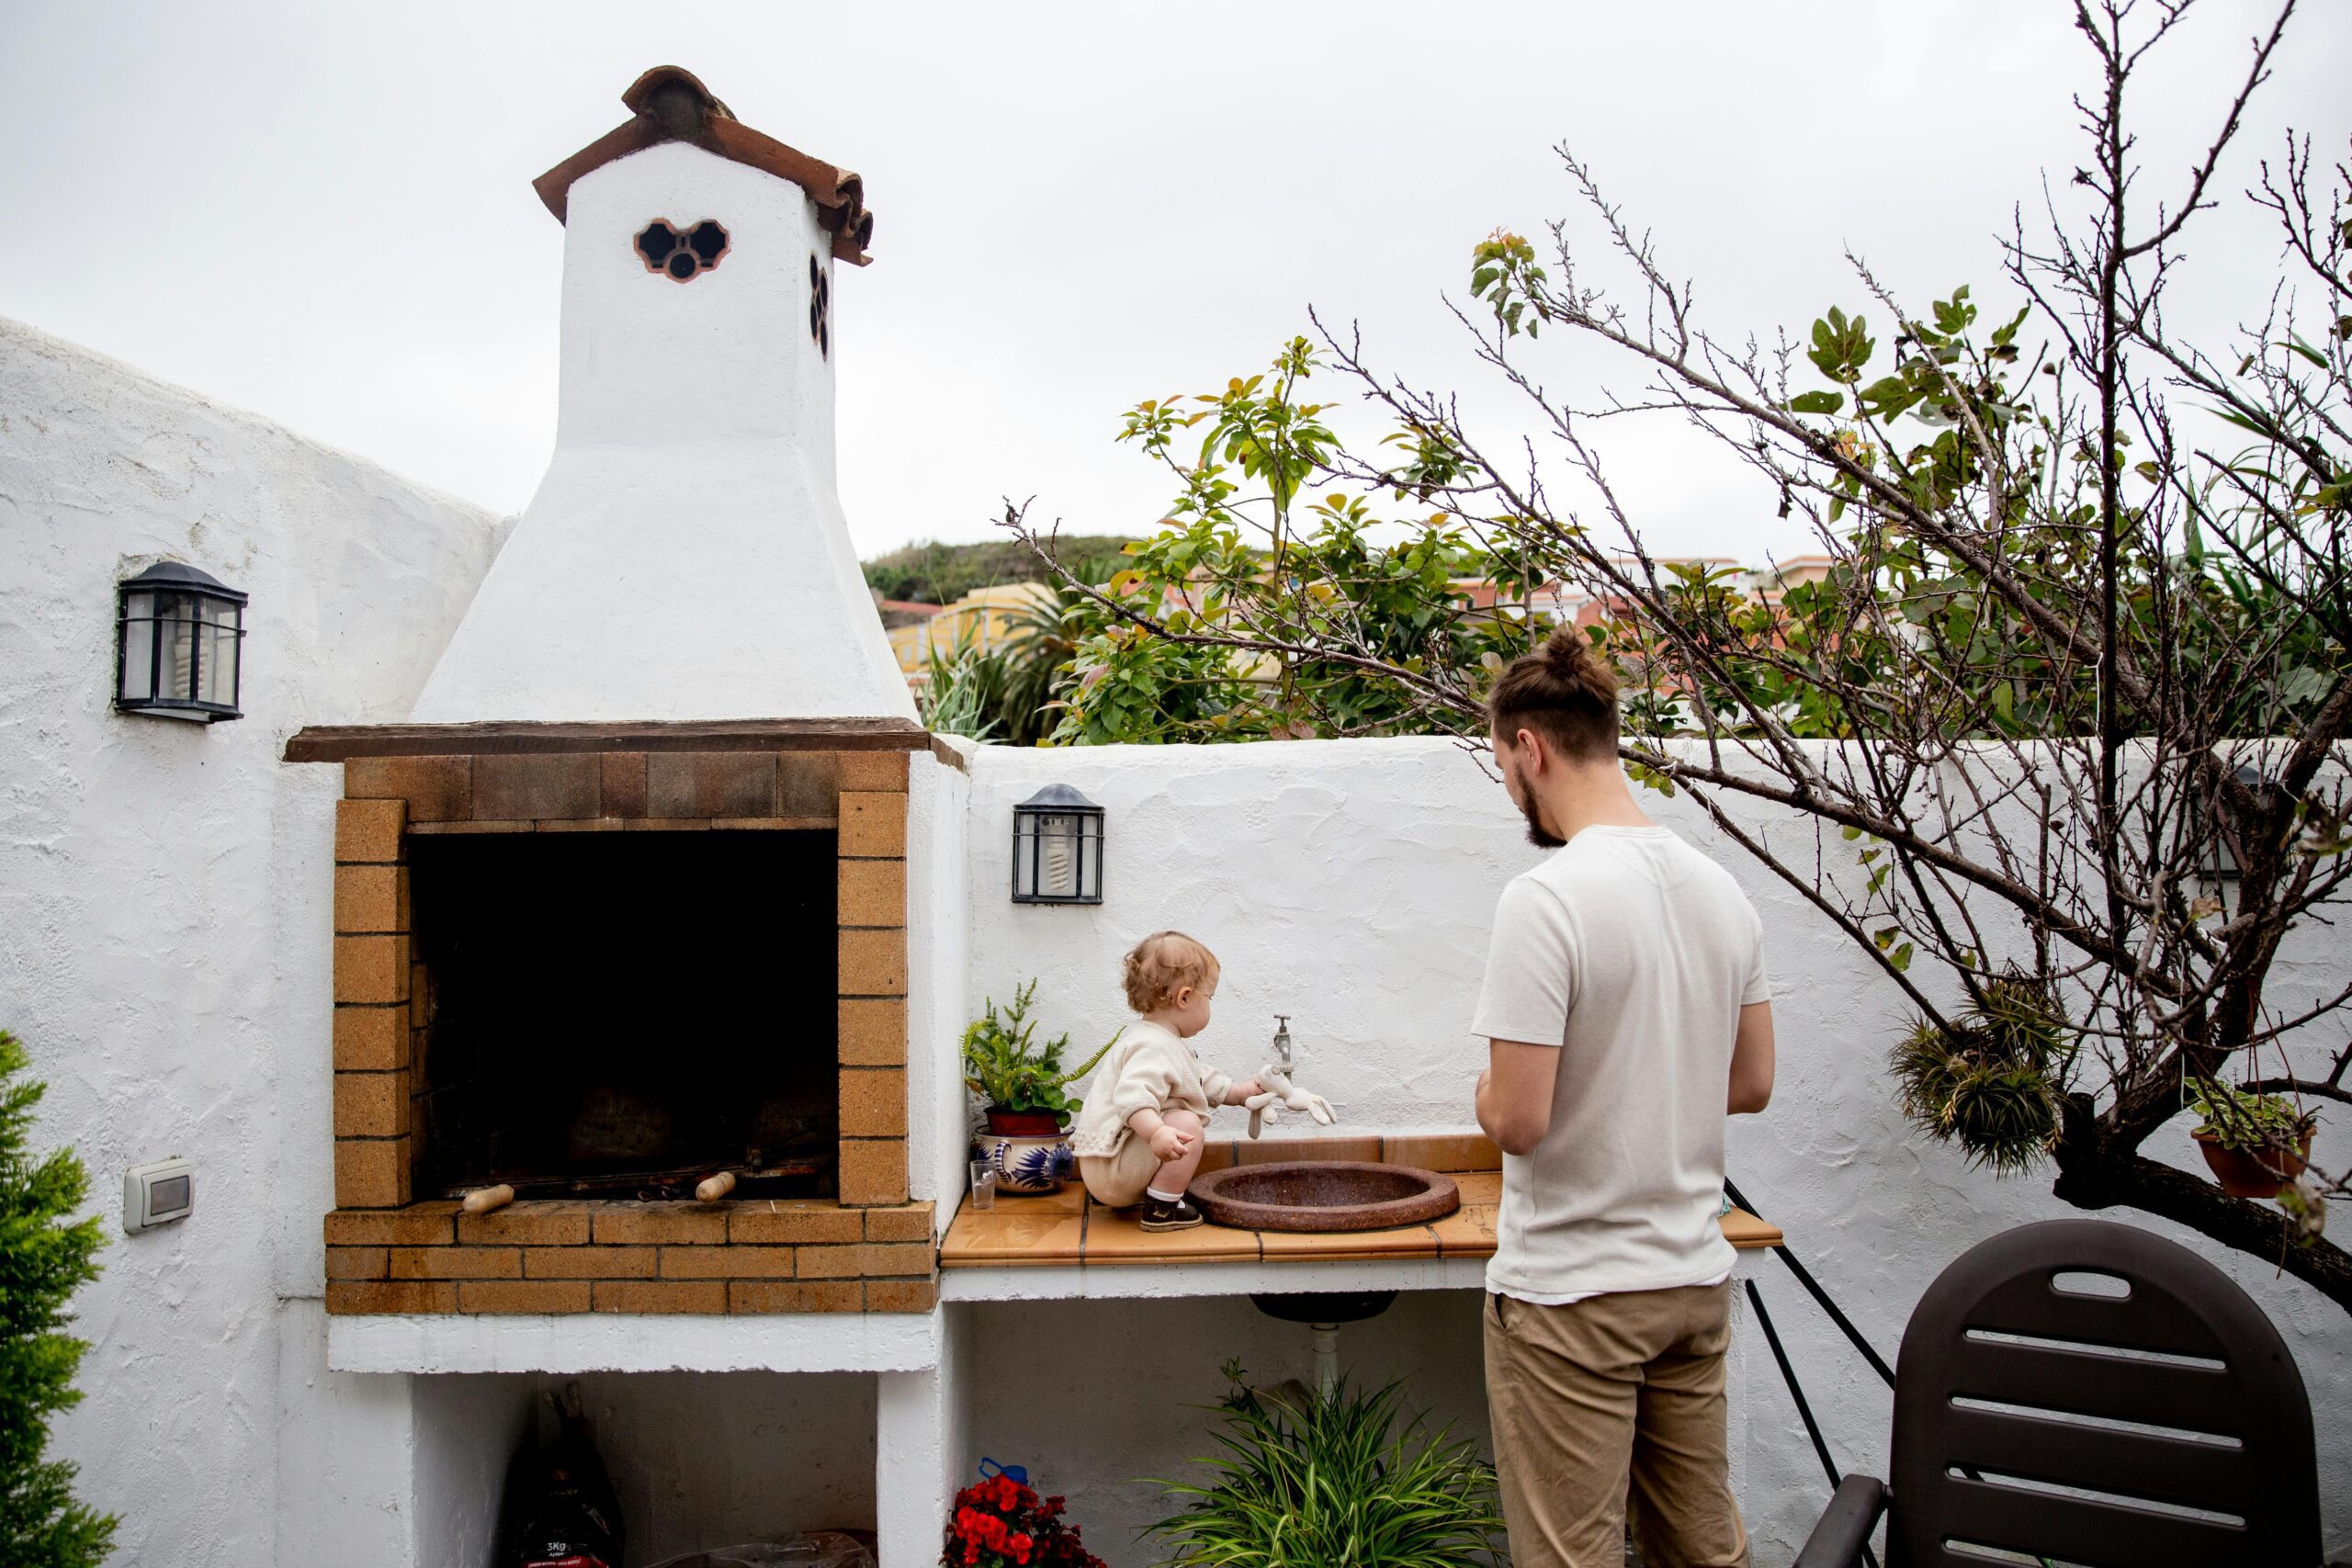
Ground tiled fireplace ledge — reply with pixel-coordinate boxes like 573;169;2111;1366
324;1198;938;1317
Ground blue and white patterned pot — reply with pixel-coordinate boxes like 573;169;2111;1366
977;1132;1074;1194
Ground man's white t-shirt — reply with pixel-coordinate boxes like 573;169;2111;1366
1471;824;1770;1304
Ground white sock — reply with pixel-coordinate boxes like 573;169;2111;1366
1146;1188;1184;1203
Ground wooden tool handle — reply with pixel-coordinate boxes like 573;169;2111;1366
695;1170;738;1202
460;1183;514;1216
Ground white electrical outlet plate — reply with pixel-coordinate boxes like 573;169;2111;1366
124;1156;193;1234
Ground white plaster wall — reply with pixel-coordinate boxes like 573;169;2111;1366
411;141;911;726
960;737;2352;1559
887;749;976;1566
962;739;1542;1133
570;1371;879;1565
909;745;974;1216
273;1299;418;1562
412;1371;537;1565
0;316;504;1564
957;1292;1492;1567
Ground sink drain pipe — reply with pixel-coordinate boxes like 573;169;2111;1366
1250;1291;1396;1399
1309;1324;1340;1395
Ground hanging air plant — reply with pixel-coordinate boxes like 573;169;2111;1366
1891;972;2065;1175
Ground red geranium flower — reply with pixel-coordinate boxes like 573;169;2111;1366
939;1468;1106;1568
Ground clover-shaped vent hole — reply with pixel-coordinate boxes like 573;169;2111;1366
808;254;831;357
637;220;729;282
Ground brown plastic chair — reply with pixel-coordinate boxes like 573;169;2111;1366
1793;1218;2321;1567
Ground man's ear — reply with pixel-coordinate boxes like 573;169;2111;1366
1513;727;1547;773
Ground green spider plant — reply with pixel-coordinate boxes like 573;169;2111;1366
1146;1362;1507;1568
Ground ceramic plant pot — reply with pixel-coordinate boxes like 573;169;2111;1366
977;1131;1073;1194
2192;1126;2312;1199
977;1107;1073;1193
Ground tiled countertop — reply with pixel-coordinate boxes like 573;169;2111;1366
942;1165;1784;1270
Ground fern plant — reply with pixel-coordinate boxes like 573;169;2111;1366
1148;1363;1506;1568
961;980;1120;1126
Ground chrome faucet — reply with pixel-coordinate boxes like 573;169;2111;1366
1271;1015;1294;1073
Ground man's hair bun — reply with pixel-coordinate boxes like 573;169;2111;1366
1542;630;1597;677
1487;626;1621;762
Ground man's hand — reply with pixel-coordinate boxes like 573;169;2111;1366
1148;1122;1196;1163
1476;1041;1561;1156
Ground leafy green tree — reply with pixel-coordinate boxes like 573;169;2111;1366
1035;339;1536;746
863;535;1136;606
0;1030;116;1564
1010;2;2352;1312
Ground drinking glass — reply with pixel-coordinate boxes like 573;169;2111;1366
968;1161;998;1212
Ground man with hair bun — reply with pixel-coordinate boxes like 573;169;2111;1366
1471;628;1777;1568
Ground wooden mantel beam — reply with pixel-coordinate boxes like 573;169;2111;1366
284;717;932;762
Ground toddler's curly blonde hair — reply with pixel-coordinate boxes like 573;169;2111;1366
1121;930;1220;1013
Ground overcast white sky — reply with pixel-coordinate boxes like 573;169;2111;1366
4;1;2345;564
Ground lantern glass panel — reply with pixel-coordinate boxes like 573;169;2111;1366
1039;812;1081;898
119;590;157;701
162;593;198;702
197;597;240;707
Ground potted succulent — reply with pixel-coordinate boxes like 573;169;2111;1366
2188;1080;2317;1200
963;980;1119;1193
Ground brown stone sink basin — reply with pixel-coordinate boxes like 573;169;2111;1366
1189;1161;1459;1233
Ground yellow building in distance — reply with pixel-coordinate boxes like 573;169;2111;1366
884;581;1059;684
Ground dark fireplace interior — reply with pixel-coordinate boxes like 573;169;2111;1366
408;829;838;1200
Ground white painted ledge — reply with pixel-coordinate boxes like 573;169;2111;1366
940;1248;1770;1303
326;1311;942;1375
942;1258;1490;1301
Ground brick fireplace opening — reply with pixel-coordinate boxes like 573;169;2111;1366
408;829;839;1201
294;724;938;1316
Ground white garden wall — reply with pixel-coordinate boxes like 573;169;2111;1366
960;737;2351;1561
568;1371;880;1560
0;316;503;1564
5;311;2345;1564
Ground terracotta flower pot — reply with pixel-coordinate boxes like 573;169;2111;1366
2192;1126;2312;1200
984;1107;1065;1137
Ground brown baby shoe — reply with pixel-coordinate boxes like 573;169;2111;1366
1139;1193;1205;1233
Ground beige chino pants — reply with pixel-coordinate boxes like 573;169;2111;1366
1483;1282;1749;1568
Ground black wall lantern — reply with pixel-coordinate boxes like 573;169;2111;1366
2204;763;2270;884
1012;784;1104;905
115;561;246;722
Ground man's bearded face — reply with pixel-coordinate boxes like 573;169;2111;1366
1509;746;1565;849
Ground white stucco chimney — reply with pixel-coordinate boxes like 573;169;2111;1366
410;67;916;724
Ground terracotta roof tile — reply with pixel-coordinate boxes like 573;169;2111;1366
533;66;874;265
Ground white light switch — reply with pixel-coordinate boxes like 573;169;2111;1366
124;1156;193;1234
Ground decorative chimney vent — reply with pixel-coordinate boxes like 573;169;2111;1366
808;254;831;356
637;218;729;281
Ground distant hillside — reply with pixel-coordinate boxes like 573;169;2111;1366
861;535;1137;605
